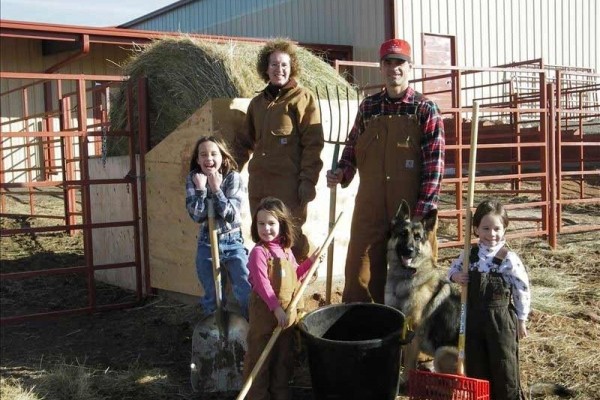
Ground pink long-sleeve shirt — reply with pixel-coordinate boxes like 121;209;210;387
248;240;312;311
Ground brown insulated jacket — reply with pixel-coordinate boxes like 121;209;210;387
234;81;324;215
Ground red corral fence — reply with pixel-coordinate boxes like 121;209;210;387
1;73;150;324
1;61;599;323
337;58;600;248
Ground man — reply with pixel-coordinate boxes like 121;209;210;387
326;38;445;303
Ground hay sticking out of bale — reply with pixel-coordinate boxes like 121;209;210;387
108;37;356;155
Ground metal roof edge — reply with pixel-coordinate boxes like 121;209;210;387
118;0;196;28
0;19;266;45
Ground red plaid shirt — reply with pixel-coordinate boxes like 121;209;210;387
337;87;445;217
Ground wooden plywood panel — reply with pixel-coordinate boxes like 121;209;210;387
147;97;359;297
146;98;250;296
146;159;201;295
89;156;144;292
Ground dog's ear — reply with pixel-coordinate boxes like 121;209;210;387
422;208;438;232
394;199;411;221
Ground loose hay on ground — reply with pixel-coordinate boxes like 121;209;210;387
1;361;176;400
2;196;599;399
521;312;599;399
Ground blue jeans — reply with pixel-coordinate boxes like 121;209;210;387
195;230;250;320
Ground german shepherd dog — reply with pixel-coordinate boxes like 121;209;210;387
384;200;460;380
384;200;575;398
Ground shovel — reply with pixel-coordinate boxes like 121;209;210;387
190;198;249;393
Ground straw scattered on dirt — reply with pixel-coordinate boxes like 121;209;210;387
1;189;599;400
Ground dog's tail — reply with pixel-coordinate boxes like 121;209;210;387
527;383;575;398
433;346;458;374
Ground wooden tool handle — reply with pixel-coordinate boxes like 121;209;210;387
236;212;344;400
207;198;225;336
457;101;480;375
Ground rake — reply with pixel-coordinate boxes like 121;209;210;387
315;85;359;304
409;101;490;400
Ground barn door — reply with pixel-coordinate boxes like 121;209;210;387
421;33;456;111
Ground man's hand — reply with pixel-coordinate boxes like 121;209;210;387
326;168;343;188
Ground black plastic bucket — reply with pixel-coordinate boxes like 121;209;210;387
298;302;410;400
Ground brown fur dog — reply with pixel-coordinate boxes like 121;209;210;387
385;200;575;398
384;200;461;381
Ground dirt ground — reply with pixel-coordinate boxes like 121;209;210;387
1;185;599;400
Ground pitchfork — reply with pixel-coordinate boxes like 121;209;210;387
315;85;359;304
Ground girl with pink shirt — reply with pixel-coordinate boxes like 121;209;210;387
243;197;317;400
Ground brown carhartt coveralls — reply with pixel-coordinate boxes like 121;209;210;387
342;115;422;304
466;246;525;400
234;84;324;262
243;248;300;400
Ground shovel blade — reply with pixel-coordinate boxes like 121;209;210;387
190;312;249;392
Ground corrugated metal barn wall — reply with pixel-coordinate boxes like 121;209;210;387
397;0;598;71
128;0;598;88
126;0;388;87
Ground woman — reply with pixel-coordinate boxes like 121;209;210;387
233;39;324;262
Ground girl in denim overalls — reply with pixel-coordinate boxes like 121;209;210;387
185;136;251;320
243;197;317;400
448;199;531;400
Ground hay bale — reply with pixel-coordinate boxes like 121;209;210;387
108;37;355;155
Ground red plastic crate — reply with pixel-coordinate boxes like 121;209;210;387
408;369;490;400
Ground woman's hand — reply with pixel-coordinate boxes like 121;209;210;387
298;180;316;204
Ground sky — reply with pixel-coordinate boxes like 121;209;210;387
1;0;176;27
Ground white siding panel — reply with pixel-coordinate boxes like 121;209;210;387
397;0;598;72
540;0;549;63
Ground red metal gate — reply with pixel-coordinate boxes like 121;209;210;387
1;72;150;324
334;59;600;248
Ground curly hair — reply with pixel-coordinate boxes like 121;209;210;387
250;197;297;248
256;39;301;83
188;136;238;175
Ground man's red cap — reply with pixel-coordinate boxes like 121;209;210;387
379;38;412;62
